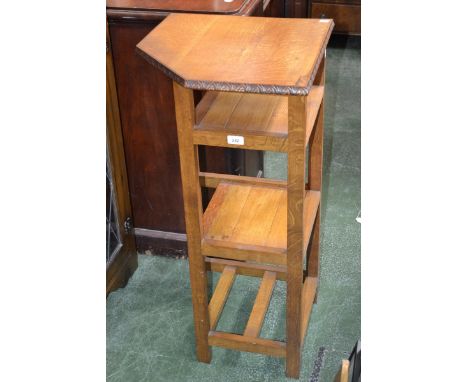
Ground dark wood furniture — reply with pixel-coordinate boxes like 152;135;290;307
310;0;361;35
106;0;266;257
285;0;310;17
137;14;333;378
106;25;138;295
264;0;287;16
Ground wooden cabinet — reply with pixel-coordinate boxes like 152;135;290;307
106;24;137;294
281;0;361;34
264;0;286;16
311;0;361;35
106;0;264;257
285;0;310;17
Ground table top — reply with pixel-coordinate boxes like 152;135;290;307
136;14;334;95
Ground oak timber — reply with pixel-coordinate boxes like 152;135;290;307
173;83;212;363
138;14;333;379
307;57;326;280
205;257;288;281
208;265;237;330
199;172;286;189
300;277;318;345
202;183;320;265
208;331;286;357
194;87;324;152
285;94;307;378
334;359;350;382
244;271;277;337
137;14;334;95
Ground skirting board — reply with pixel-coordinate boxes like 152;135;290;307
134;228;188;257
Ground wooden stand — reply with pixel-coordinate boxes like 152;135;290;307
137;14;333;378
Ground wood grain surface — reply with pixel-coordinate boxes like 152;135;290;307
193;87;324;152
137;14;334;95
208;331;286;357
201;182;320;265
208;265;237;330
165;15;332;377
173;82;212;363
244;271;277;337
205;257;288;281
307;57;326;280
286;94;307;378
300;276;317;345
199;172;286;189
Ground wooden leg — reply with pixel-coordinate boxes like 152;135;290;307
307;100;324;283
309;210;320;305
307;55;325;283
286;95;307;378
308;208;320;278
188;244;212;363
173;81;211;363
334;359;350;382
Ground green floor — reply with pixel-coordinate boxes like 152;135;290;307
107;36;360;382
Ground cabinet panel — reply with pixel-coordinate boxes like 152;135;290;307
106;22;138;294
263;0;285;17
311;3;361;35
285;0;309;18
109;22;186;234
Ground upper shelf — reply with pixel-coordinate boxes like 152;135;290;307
136;14;334;95
194;86;324;152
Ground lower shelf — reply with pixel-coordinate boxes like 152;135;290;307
207;263;318;357
202;181;320;265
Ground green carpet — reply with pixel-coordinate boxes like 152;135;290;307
107;36;361;382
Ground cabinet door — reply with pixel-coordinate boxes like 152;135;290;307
285;0;309;17
311;2;361;35
106;23;137;295
263;0;285;17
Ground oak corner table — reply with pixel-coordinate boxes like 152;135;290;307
137;14;334;379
